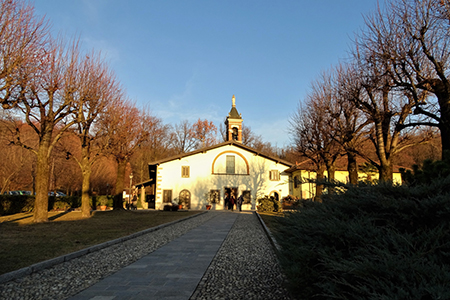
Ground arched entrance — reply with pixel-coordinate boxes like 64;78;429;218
270;191;279;201
179;189;191;209
224;187;237;210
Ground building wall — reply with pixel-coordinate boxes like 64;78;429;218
289;169;403;200
155;144;290;210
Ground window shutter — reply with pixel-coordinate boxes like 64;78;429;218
270;170;280;181
182;166;190;178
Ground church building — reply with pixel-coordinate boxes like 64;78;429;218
144;95;293;210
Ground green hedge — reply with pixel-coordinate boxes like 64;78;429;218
274;178;450;299
0;195;115;216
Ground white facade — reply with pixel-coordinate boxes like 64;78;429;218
151;142;292;210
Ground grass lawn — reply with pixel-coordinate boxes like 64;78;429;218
258;211;286;232
0;210;201;275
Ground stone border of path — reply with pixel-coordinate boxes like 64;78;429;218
255;211;281;251
0;211;207;284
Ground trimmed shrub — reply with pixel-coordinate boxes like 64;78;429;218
273;178;450;299
257;195;281;212
0;194;115;215
0;195;34;215
48;196;82;211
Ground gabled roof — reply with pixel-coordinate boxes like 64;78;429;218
148;141;294;167
284;159;317;173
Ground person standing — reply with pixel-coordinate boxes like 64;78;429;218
229;195;235;211
237;194;244;212
224;193;229;210
132;193;138;210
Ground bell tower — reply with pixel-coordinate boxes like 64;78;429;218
225;95;243;143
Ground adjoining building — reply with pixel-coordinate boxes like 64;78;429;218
285;159;403;201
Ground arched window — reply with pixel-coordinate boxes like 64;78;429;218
211;151;249;175
179;189;191;209
232;127;238;141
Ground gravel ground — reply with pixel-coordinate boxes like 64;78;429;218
0;211;293;300
0;212;216;300
190;212;293;300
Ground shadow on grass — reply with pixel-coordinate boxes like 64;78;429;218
48;211;72;221
1;214;33;224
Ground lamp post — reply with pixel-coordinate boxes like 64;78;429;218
129;173;133;210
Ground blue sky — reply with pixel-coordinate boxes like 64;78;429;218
32;0;380;147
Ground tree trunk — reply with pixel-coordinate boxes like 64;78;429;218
325;162;336;194
436;89;450;160
374;120;393;183
113;158;127;210
33;135;51;223
378;161;393;183
326;163;336;182
315;164;326;201
80;154;91;218
440;120;450;161
347;152;358;185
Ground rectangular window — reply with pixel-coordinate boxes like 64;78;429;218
181;166;190;178
209;189;220;204
226;155;235;174
269;170;280;181
163;189;172;203
242;190;251;204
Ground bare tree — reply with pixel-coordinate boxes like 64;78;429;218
346;50;417;182
0;0;48;110
240;124;262;147
101;99;155;209
309;70;345;185
290;81;343;199
1;1;85;222
130;117;171;184
0;116;35;192
21;38;82;222
361;0;450;159
171;120;197;154
333;64;372;184
192;118;217;148
67;52;120;217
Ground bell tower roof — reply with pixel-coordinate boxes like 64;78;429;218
227;95;242;119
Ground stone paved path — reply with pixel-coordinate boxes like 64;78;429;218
69;212;238;300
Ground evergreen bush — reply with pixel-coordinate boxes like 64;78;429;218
400;152;450;186
273;178;450;299
92;195;114;208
